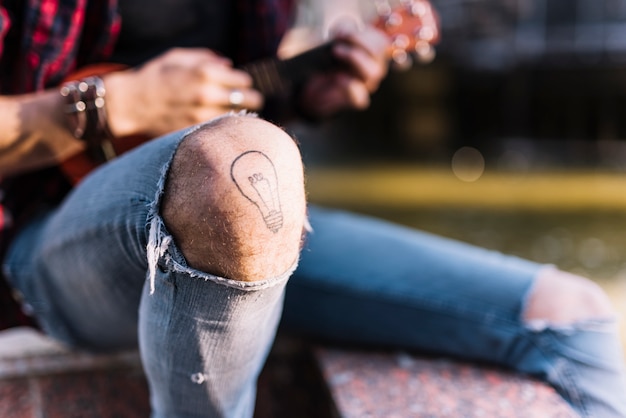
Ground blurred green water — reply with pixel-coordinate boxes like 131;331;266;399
357;207;626;282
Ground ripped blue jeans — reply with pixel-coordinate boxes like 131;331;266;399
4;126;626;417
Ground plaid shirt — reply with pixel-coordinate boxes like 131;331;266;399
0;0;294;330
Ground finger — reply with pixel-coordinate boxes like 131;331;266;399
333;42;387;92
201;85;264;111
343;77;370;110
331;25;390;62
306;73;370;116
198;62;255;89
227;88;264;110
161;47;233;68
327;16;362;38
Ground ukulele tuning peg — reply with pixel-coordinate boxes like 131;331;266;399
384;12;403;28
392;34;411;51
391;48;413;71
416;25;437;43
407;1;428;17
413;40;436;64
374;0;404;28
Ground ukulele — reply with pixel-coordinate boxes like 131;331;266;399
60;0;439;185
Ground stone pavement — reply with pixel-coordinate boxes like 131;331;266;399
315;347;579;418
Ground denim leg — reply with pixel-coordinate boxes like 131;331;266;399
140;165;295;418
283;206;626;418
140;216;293;418
4;125;295;417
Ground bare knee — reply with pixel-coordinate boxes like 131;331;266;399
524;267;615;325
161;113;307;281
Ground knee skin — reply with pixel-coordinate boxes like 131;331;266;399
524;267;616;325
161;114;307;282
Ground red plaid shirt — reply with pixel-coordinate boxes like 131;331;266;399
0;0;294;330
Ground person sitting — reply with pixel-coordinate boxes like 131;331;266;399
0;0;624;417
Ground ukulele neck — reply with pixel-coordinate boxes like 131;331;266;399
242;41;338;97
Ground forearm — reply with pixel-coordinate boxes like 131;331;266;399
0;90;83;177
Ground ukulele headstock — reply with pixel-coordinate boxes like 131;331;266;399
373;0;440;68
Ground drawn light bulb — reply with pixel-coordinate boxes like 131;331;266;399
231;150;283;233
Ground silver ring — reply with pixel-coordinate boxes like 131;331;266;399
228;89;244;108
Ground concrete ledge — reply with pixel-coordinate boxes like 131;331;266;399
0;329;326;418
0;327;149;418
0;329;582;417
0;327;142;380
314;347;579;418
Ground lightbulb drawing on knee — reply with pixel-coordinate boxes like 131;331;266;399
231;150;283;233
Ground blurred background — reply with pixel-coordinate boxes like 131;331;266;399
288;0;626;354
291;0;626;167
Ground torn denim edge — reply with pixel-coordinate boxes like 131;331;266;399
304;215;313;233
148;213;299;294
145;123;206;295
524;315;619;334
144;120;300;295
